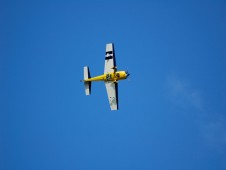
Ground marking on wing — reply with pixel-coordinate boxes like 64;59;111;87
109;96;116;105
106;51;113;55
105;56;113;60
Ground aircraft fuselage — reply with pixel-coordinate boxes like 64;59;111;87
84;71;127;82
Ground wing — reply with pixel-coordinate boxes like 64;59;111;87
104;43;116;74
105;81;118;110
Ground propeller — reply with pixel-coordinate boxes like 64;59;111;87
126;70;130;78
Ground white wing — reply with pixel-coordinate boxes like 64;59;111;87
105;81;118;110
104;43;116;74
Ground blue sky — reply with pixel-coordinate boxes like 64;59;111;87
1;0;226;169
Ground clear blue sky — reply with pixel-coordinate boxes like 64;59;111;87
1;0;226;170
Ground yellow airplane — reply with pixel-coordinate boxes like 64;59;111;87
81;43;130;110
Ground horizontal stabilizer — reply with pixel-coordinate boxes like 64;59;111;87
84;66;91;80
84;82;91;95
84;66;91;95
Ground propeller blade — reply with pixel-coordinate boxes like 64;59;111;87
126;71;130;77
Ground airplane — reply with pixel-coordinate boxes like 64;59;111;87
81;43;130;110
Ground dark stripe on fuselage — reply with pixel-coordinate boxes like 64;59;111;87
105;56;113;60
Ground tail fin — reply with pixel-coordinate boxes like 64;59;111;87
84;66;91;95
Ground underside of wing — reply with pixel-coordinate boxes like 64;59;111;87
105;81;118;110
104;43;116;74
